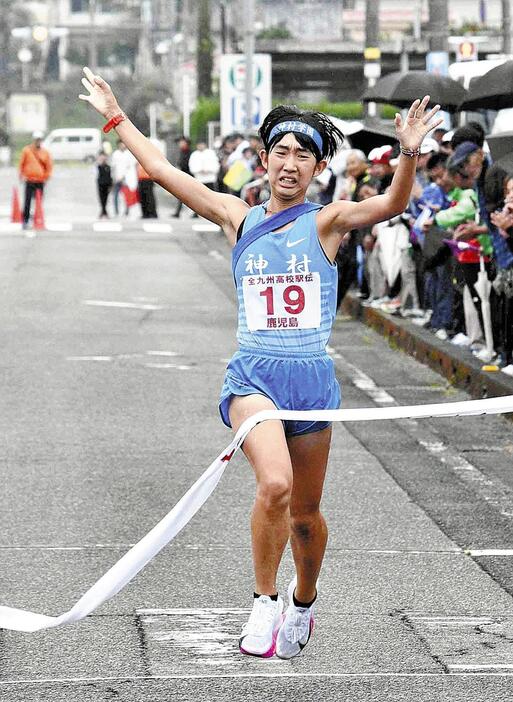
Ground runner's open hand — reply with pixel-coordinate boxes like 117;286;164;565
79;66;121;120
394;96;444;152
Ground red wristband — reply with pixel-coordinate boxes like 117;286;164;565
103;112;126;133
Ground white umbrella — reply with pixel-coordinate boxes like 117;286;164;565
474;253;494;361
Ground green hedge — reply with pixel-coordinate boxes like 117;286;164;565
189;97;221;144
189;97;396;143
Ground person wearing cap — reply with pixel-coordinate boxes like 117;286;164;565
18;131;53;228
368;145;394;193
428;142;493;346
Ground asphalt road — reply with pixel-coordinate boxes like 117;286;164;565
1;168;513;701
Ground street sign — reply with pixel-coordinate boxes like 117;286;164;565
7;93;48;134
220;54;271;136
426;52;451;129
457;40;478;62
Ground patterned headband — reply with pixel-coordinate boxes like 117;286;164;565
268;120;323;155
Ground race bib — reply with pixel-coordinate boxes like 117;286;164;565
242;272;321;331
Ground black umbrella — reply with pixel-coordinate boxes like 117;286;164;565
362;70;467;113
486;131;513;162
496;150;513;174
459;60;513;110
332;117;398;153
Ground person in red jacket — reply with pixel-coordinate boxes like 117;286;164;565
18;131;53;228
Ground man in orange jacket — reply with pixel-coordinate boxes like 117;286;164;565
19;131;53;228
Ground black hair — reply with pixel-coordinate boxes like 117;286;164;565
259;105;344;162
451;125;484;149
484;162;513;213
427;152;448;171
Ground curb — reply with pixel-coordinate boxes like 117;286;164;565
342;293;513;403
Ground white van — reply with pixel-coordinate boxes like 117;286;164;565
43;128;102;161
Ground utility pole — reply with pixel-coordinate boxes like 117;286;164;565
502;0;512;55
88;0;97;72
243;0;255;134
197;0;213;97
427;0;449;128
427;0;448;53
364;0;381;118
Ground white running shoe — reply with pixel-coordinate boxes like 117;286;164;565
276;577;316;660
451;333;471;347
239;594;284;658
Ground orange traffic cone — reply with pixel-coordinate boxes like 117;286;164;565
33;188;45;230
11;186;22;224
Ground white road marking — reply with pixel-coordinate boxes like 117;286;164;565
331;342;513;521
467;549;513;557
146;350;180;357
143;222;172;233
331;349;395;404
0;545;462;554
418;438;513;518
2;673;513;685
145;363;191;370
92;222;123;232
83;300;165;311
66;356;113;362
192;223;220;232
449;664;513;671
0;222;22;233
46;221;73;232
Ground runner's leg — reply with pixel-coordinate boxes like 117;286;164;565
229;393;293;596
287;426;332;602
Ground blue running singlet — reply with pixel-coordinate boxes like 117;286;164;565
219;203;341;436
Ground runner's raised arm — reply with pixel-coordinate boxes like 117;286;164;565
317;96;444;258
79;67;247;241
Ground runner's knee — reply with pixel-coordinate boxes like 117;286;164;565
256;476;292;512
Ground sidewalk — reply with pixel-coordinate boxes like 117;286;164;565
341;293;513;404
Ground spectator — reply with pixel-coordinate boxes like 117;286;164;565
188;139;221;216
485;164;513;373
336;151;372;308
368;145;394;193
110;140;134;216
96;151;112;219
172;136;192;217
19;130;52;229
137;161;158;219
431;142;492;349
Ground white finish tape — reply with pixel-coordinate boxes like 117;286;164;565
1;395;512;633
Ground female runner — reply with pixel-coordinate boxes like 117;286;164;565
79;66;442;659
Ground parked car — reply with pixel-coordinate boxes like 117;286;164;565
43;128;102;162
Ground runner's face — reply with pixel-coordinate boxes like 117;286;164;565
260;133;325;199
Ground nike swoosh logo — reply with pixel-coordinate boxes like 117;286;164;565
286;237;306;248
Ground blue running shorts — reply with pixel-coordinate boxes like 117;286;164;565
219;347;341;437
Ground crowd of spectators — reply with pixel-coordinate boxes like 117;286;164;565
89;121;513;376
324;122;513;376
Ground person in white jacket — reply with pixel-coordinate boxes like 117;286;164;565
189;141;220;191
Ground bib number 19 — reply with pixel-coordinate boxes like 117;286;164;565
242;273;321;331
260;285;305;316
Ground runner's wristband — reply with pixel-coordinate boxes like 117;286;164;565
400;146;421;158
103;112;127;133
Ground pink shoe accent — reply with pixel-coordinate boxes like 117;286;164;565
239;615;284;658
